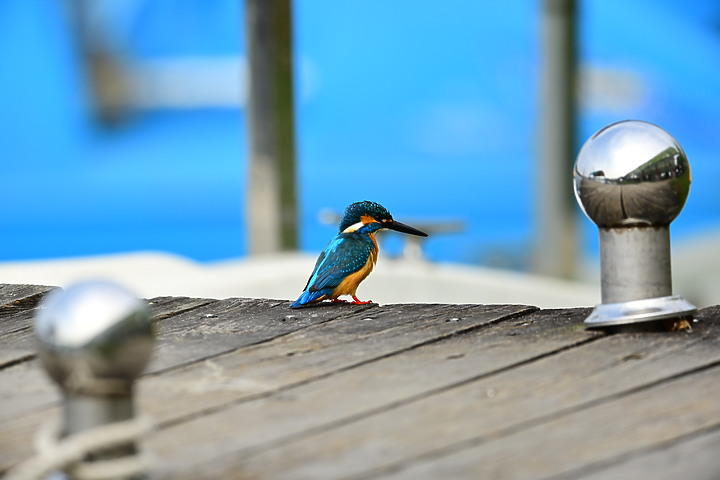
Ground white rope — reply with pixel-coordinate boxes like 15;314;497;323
4;416;153;480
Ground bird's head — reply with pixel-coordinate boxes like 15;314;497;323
339;201;428;237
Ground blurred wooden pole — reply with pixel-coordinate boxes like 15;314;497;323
67;0;130;125
245;0;298;254
535;0;578;278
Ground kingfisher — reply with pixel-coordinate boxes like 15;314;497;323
290;201;428;308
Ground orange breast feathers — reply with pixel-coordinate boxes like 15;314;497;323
331;234;379;298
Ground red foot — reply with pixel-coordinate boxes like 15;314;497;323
351;295;373;305
331;298;348;303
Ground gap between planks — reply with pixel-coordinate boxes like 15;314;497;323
370;364;720;480
155;308;720;479
561;423;720;480
144;308;598;477
148;304;537;428
354;357;720;480
0;300;535;473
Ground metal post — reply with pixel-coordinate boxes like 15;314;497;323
245;0;299;254
574;120;697;329
535;0;578;278
599;227;672;304
34;280;154;478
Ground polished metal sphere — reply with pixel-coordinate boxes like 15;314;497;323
574;120;691;227
35;280;154;395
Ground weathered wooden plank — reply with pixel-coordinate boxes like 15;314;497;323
143;308;593;477
147;296;216;322
0;296;227;429
0;303;226;420
0;284;55;309
0;284;56;336
0;296;218;474
0;297;218;443
141;303;536;425
377;366;720;480
0;302;535;474
366;306;720;480
0;298;385;472
5;295;719;480
146;297;378;373
576;426;720;480
0;297;218;473
0;359;59;423
148;308;720;479
0;295;213;371
0;296;367;419
0;404;61;479
0;311;43;368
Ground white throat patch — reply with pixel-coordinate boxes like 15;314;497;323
342;221;366;233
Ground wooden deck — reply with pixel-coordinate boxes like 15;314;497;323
2;283;720;479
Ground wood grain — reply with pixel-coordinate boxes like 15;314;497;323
151;309;720;480
0;284;55;337
3;285;719;480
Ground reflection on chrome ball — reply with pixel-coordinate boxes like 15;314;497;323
574;120;691;227
35;280;154;394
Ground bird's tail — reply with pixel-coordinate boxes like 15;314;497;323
290;289;326;308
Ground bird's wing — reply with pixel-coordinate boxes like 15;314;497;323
301;248;327;291
305;234;373;292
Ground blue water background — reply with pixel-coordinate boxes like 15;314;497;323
1;1;718;268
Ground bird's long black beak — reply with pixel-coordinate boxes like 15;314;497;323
385;220;428;237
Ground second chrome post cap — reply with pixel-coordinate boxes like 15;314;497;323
35;280;154;395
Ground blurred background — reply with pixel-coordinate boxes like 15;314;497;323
0;0;718;306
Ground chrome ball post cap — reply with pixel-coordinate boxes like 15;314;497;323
35;280;154;395
574;120;691;228
574;121;696;330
